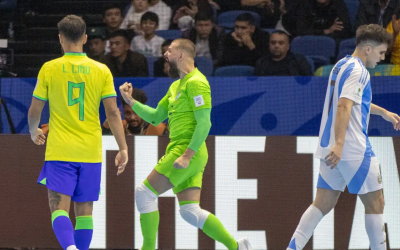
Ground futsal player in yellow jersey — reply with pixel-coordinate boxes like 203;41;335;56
28;15;128;250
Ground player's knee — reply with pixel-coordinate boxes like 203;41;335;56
135;183;158;213
179;203;210;229
365;193;385;214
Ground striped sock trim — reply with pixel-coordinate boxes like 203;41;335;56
51;210;69;226
75;215;93;230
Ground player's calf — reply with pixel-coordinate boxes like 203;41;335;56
74;202;94;250
135;180;160;250
360;190;386;250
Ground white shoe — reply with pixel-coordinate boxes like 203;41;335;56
237;238;252;250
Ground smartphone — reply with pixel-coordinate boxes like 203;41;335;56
0;48;13;66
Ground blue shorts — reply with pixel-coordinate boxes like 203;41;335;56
37;161;102;202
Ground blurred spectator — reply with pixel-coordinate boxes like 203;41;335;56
216;0;280;28
102;88;168;135
148;0;173;30
218;13;269;66
386;15;400;63
87;28;107;63
154;39;172;77
103;4;135;53
182;11;225;64
254;30;313;76
280;0;302;34
355;0;400;30
121;0;149;32
105;30;149;77
295;0;353;39
130;12;165;56
0;0;17;10
103;4;124;37
171;0;217;31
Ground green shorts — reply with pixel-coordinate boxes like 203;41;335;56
155;140;208;194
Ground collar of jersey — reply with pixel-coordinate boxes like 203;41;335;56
180;67;198;83
64;52;87;56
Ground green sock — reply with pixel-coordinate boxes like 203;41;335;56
202;214;238;250
140;179;160;250
140;211;159;250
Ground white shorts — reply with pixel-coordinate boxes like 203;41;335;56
317;155;383;195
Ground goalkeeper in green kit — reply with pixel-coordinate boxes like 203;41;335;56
119;38;253;250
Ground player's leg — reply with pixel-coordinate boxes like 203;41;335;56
350;156;386;250
71;162;102;250
177;187;248;250
48;189;77;250
287;159;345;250
136;169;174;250
73;202;94;250
38;161;79;250
359;190;386;250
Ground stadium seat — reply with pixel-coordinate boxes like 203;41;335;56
217;11;261;28
314;65;335;76
214;65;254;76
155;30;182;40
344;0;360;28
305;56;315;74
145;56;159;77
262;28;275;34
337;38;356;61
194;56;213;76
291;36;336;65
368;64;400;76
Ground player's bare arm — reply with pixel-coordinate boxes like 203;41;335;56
325;97;353;168
28;97;46;145
371;103;400;131
103;97;129;175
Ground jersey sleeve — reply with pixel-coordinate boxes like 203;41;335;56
158;88;170;110
32;64;49;101
339;65;365;105
186;80;212;111
101;66;117;99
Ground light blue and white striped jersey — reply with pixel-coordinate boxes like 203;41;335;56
315;56;374;161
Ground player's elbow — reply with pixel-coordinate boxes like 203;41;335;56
106;108;121;120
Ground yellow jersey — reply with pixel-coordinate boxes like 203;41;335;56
33;52;116;162
387;21;400;65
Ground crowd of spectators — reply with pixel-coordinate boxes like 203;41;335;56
78;0;400;77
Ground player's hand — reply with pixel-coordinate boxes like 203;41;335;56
382;110;400;131
392;15;400;36
30;128;46;145
119;82;134;105
241;33;255;49
325;143;343;169
115;149;128;175
173;155;191;169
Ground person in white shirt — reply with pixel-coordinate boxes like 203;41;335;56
130;11;165;57
120;0;149;32
287;24;400;250
148;0;172;30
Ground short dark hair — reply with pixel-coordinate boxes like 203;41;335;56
356;24;392;47
235;13;255;26
121;88;148;106
141;11;159;26
195;11;213;23
271;30;290;41
57;15;86;43
109;29;130;44
103;3;122;17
